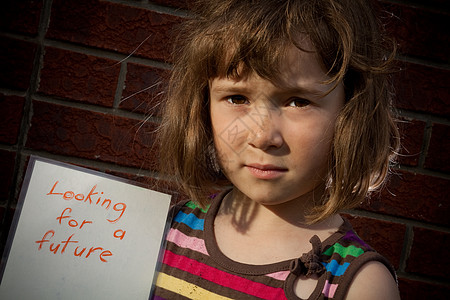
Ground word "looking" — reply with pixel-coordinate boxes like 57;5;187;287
47;181;126;223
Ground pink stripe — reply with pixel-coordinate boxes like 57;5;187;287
322;280;338;298
266;270;290;281
163;250;287;300
166;228;208;255
167;229;288;282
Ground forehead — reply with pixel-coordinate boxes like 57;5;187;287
274;45;330;90
214;33;329;87
210;47;335;97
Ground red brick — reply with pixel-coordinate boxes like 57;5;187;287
381;2;449;63
0;0;42;36
406;227;450;279
0;150;16;202
0;94;25;145
360;170;449;226
121;63;169;115
398;277;450;300
105;169;153;186
394;62;450;117
46;0;183;62
55;163;186;202
397;118;425;167
345;215;405;269
38;47;120;107
425;123;450;173
26;101;158;170
106;169;188;204
0;37;37;90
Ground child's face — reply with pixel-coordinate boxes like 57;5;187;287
209;46;345;207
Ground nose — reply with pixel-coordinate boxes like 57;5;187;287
248;108;284;151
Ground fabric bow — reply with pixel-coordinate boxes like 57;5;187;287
289;235;325;277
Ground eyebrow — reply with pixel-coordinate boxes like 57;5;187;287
281;85;326;96
211;83;326;98
210;84;250;94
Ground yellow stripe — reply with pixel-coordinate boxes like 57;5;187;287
156;273;233;300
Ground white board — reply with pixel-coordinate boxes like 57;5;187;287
0;156;172;300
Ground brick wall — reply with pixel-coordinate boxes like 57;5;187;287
0;0;449;298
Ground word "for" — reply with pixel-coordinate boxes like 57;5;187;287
55;207;127;240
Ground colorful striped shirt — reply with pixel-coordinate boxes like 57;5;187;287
152;192;396;299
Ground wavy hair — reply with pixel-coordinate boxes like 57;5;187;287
157;0;400;223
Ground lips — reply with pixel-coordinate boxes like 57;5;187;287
245;163;288;180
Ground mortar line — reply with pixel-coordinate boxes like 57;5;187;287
417;120;433;168
113;62;128;109
345;209;450;233
104;0;190;18
397;225;414;272
32;94;160;124
20;149;161;182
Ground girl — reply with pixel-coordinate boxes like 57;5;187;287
154;0;400;299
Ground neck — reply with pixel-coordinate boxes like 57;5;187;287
213;186;343;265
218;185;338;234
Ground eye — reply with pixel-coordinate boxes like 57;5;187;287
226;95;248;105
288;98;310;108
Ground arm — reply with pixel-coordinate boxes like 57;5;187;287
345;261;400;299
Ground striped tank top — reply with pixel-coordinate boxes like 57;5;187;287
152;191;396;299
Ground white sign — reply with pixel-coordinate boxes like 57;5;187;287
0;157;171;299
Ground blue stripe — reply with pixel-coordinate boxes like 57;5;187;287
322;260;350;276
174;211;204;230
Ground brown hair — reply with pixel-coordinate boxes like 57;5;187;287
157;0;400;223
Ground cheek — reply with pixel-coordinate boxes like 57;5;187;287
289;120;335;166
310;125;335;173
211;115;236;169
213;138;237;178
212;115;253;157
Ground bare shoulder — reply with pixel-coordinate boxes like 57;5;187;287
346;261;400;300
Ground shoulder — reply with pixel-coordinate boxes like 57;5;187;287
345;260;400;299
170;200;210;229
171;200;208;215
321;220;399;299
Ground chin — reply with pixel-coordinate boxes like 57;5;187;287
244;191;297;206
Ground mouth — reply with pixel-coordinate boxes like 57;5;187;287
245;163;288;180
